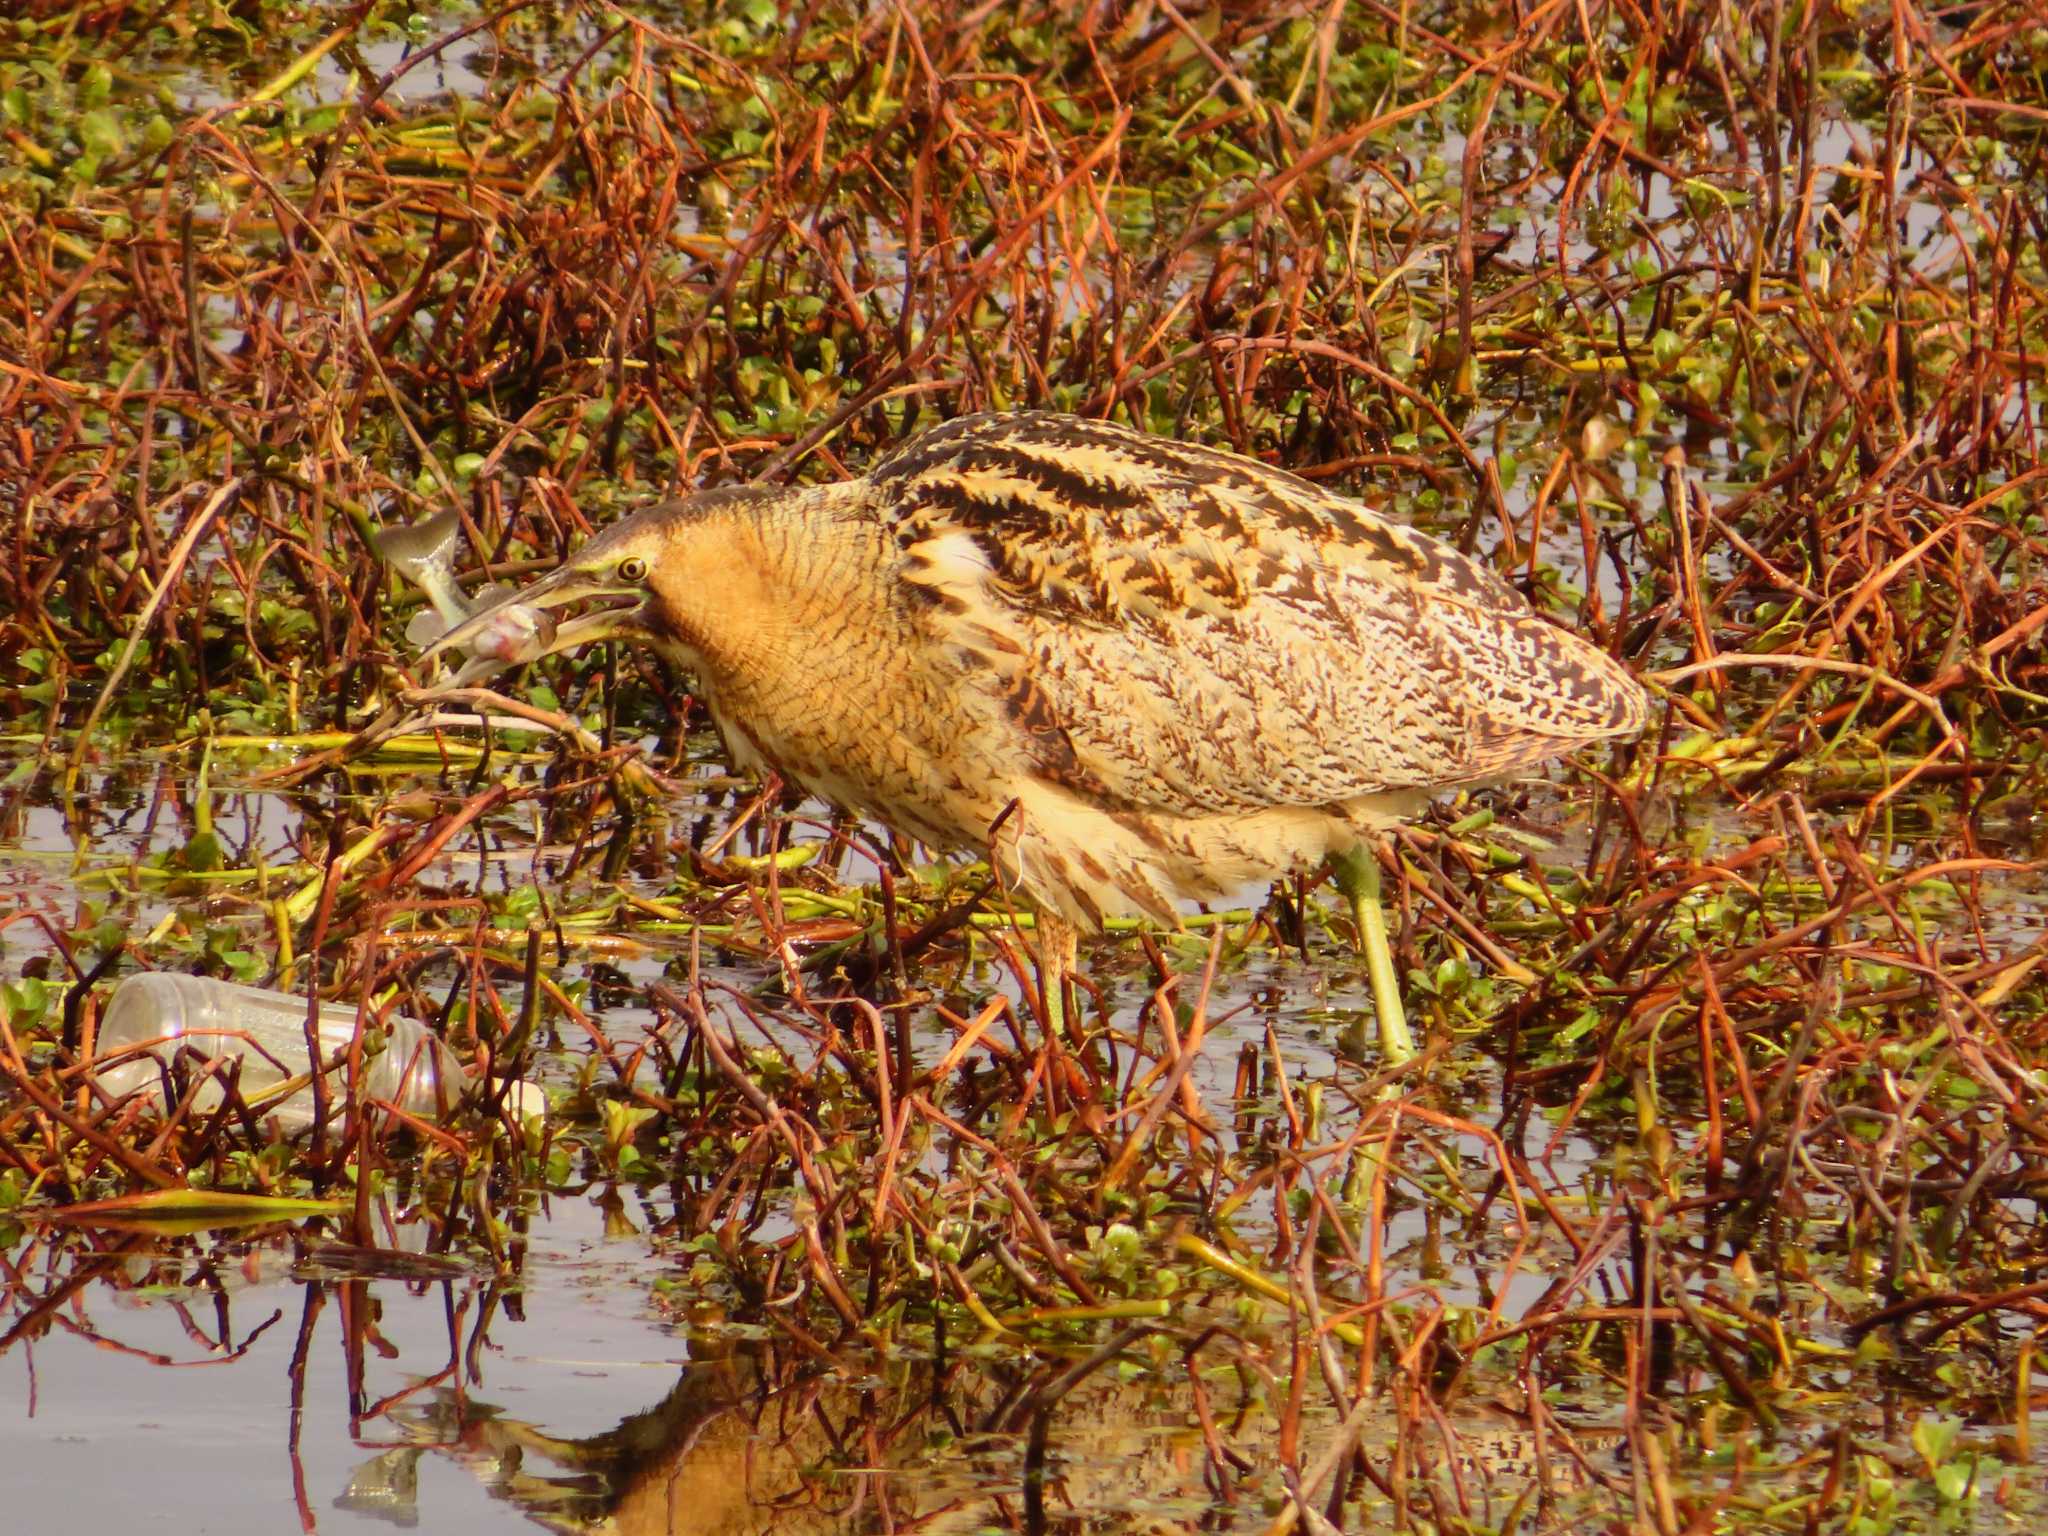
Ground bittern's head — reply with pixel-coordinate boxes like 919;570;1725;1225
427;485;785;667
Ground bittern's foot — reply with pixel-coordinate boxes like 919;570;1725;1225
1329;842;1417;1066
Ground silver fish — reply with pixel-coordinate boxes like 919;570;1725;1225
371;508;471;644
375;509;566;681
467;601;559;665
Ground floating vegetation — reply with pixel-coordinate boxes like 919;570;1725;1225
2;0;2046;1530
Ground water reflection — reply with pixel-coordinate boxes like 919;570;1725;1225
4;1210;1627;1536
1;1206;658;1535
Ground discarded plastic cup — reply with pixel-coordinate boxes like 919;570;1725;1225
92;973;545;1131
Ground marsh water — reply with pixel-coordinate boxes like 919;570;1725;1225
0;754;1612;1533
5;743;2042;1533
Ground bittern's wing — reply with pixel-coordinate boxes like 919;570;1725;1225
874;412;1645;817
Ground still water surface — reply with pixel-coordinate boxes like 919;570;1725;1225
0;749;1623;1532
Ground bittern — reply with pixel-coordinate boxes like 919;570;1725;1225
429;412;1649;1059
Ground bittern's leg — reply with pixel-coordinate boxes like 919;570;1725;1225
1034;910;1080;1043
1330;841;1416;1066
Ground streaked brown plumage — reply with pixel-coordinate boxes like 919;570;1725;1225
433;411;1649;1035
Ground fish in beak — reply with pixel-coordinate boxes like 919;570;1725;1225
418;557;655;669
382;496;694;683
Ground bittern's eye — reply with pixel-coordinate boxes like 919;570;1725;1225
617;555;649;582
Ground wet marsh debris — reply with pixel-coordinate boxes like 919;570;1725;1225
1;0;2047;1528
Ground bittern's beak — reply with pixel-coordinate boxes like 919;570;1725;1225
420;562;654;666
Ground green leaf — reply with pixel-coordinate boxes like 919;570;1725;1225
3;977;50;1026
1933;1460;1972;1502
50;1188;348;1231
1912;1415;1960;1471
77;108;123;157
600;1100;658;1152
1557;1006;1600;1046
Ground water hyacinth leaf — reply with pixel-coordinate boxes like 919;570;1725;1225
48;1189;348;1228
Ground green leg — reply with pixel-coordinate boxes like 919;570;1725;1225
1330;842;1416;1066
1035;910;1080;1044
